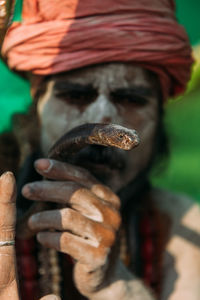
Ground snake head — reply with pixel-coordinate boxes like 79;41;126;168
90;124;140;150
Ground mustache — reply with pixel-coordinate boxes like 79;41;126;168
68;145;127;170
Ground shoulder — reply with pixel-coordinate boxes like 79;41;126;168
151;188;200;231
151;189;200;299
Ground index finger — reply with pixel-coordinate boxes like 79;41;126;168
0;172;16;242
0;172;19;300
34;159;99;188
34;159;120;208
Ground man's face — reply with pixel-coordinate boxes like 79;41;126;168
36;63;159;192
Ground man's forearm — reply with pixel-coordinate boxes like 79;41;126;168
89;261;156;300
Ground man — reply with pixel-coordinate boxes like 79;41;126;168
0;0;200;299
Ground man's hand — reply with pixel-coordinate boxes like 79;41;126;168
0;172;19;300
0;171;61;300
22;158;122;298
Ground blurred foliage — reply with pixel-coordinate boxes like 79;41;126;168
151;64;200;202
0;60;31;132
176;0;200;45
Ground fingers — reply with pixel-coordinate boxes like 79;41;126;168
29;208;115;248
22;181;103;222
91;184;120;209
37;231;109;267
34;159;98;188
69;188;121;229
23;159;120;210
22;180;80;204
23;182;121;228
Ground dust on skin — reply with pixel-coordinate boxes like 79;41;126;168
36;63;159;192
36;63;200;298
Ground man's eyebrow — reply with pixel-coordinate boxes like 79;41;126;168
53;81;96;94
111;86;153;97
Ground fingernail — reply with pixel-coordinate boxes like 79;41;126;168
37;232;43;243
29;213;38;223
34;159;53;173
21;184;31;197
0;171;14;183
28;215;37;229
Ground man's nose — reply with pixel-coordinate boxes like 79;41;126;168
82;94;120;123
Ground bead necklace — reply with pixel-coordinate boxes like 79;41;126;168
16;238;62;300
16;237;39;300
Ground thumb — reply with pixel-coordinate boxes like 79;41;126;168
0;172;19;299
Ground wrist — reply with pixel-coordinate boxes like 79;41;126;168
88;260;132;300
88;260;155;300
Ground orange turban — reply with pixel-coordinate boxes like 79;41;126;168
2;0;193;99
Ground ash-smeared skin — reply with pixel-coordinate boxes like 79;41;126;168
48;123;139;161
0;173;64;300
17;123;138;239
20;64;159;299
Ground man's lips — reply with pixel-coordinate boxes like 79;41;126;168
68;145;127;171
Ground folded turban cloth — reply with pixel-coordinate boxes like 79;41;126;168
1;0;193;100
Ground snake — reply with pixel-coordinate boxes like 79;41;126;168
17;123;139;238
48;123;139;161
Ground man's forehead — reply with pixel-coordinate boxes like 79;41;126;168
50;63;156;91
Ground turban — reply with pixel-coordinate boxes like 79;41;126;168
1;0;193;100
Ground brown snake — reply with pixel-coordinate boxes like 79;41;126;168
17;123;139;238
48;123;139;160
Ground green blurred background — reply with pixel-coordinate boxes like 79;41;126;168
151;0;200;202
0;0;200;201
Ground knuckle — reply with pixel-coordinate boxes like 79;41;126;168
62;208;73;223
60;232;71;250
111;194;121;209
108;229;116;246
102;229;116;247
91;184;108;198
91;184;120;208
105;207;121;230
113;211;121;229
95;246;109;266
71;187;91;201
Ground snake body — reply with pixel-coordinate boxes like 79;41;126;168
48;123;139;161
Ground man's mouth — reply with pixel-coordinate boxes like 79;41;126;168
67;145;127;176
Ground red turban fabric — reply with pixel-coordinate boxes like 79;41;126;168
2;0;193;99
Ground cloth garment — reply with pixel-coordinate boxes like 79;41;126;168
2;0;193;99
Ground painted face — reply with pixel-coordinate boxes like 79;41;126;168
36;63;160;192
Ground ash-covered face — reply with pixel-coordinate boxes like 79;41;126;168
36;63;160;192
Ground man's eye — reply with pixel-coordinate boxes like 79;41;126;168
111;92;147;105
54;89;97;105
